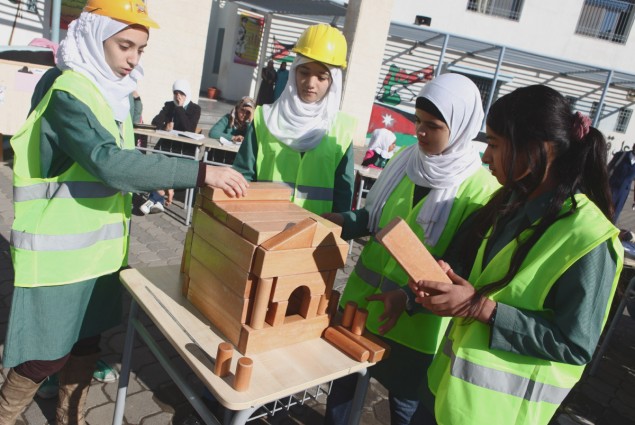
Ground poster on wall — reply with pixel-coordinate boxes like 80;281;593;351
60;0;87;30
234;15;263;67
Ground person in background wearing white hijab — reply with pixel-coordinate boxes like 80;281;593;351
1;2;247;422
232;24;357;215
323;73;500;425
362;128;397;169
142;79;203;214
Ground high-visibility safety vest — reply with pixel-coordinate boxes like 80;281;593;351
253;106;356;215
11;70;133;287
428;194;623;425
340;166;499;353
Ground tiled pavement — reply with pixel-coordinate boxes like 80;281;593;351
0;97;634;424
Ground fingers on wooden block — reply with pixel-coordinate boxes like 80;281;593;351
233;357;254;392
351;308;368;336
341;301;358;328
375;217;451;284
214;342;233;377
323;327;370;362
201;182;292;202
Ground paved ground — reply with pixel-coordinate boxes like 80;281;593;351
0;97;634;424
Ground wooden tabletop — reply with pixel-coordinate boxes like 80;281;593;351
119;266;372;411
133;128;206;147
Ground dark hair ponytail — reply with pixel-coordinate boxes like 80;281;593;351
461;85;613;308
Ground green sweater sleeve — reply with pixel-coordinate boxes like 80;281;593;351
208;114;234;140
332;144;355;213
41;90;199;193
490;242;617;365
232;124;258;181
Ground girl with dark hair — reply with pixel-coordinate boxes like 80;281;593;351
410;84;623;425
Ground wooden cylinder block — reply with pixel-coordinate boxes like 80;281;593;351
250;278;274;330
233;357;254;392
351;308;368;336
323;327;370;362
214;342;233;377
341;301;357;329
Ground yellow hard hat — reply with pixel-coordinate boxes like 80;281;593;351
83;0;159;29
292;24;347;68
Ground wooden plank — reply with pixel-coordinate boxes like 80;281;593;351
181;228;194;296
238;314;329;355
192;208;257;272
242;219;311;245
271;271;330;303
375;217;452;285
252;244;348;279
189;233;255;298
225;211;311;236
200;182;292;202
187;259;246;346
332;326;389;363
260;218;317;251
215;200;306;213
309;214;343;245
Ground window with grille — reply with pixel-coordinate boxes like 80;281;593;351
590;101;603;120
467;0;524;21
615;107;633;132
576;0;635;44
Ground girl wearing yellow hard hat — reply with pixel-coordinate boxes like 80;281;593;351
0;1;247;422
233;24;357;215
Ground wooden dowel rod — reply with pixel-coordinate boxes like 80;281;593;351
233;357;254;392
213;342;233;377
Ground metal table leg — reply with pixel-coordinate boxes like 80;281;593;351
112;300;139;425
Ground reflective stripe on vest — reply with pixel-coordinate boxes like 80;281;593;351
428;195;623;425
13;181;119;202
11;221;128;251
254;106;355;214
10;70;133;287
340;167;499;353
441;338;570;404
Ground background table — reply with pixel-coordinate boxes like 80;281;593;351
113;266;373;425
353;165;382;210
133;128;210;225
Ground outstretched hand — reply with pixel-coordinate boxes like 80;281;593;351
366;289;407;335
204;165;249;198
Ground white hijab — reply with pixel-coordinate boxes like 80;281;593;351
366;73;484;246
369;128;397;159
261;55;342;152
172;79;192;108
57;12;144;122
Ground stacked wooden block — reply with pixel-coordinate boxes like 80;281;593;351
181;182;349;355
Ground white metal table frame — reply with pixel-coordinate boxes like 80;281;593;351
353;165;382;210
134;128;207;226
112;267;372;425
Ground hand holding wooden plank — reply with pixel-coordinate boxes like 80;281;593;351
375;217;452;285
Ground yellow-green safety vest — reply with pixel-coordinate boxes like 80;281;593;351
254;106;356;214
11;70;133;287
428;194;623;425
340;166;499;353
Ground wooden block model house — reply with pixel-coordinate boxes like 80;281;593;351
180;182;349;355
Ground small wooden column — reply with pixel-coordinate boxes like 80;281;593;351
250;278;274;329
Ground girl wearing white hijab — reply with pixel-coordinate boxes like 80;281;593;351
2;3;246;422
362;128;397;169
325;73;500;425
233;24;357;215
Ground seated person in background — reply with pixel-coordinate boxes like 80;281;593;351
208;96;255;143
142;80;201;215
362;128;396;169
150;79;201;156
